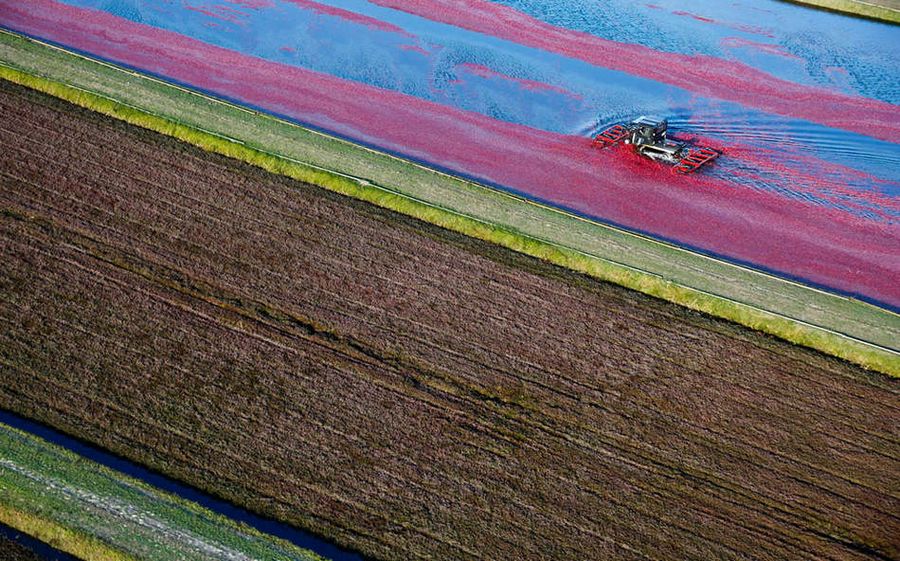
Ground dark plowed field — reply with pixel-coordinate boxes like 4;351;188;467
1;79;898;561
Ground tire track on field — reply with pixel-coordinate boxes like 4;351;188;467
5;187;896;534
3;165;896;532
0;213;888;556
5;155;892;556
0;229;856;560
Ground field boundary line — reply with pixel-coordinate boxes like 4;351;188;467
1;32;897;375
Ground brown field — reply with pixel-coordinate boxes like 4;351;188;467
1;79;898;561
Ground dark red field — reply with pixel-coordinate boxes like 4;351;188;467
1;80;898;561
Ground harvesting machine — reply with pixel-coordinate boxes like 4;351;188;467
593;116;720;174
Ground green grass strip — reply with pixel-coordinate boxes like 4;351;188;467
0;33;897;376
0;506;138;561
778;0;900;23
0;423;329;561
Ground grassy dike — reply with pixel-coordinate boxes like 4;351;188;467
780;0;900;23
1;29;897;376
0;423;328;561
0;507;136;561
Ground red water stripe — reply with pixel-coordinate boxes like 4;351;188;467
367;0;900;143
185;3;248;25
2;0;897;306
458;63;581;98
224;0;275;7
720;37;800;60
284;0;415;38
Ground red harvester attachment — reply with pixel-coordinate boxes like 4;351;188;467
592;124;630;148
673;147;720;174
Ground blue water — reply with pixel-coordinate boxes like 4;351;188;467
0;410;369;561
69;0;699;135
670;98;900;187
490;0;900;103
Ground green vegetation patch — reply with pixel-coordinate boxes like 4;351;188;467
0;423;328;561
780;0;900;23
0;30;897;376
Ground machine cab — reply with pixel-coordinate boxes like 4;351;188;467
627;116;668;146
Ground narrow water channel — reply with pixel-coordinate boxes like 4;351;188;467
0;410;369;561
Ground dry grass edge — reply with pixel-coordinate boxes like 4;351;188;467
778;0;900;23
0;505;137;561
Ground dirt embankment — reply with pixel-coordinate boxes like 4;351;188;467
1;79;898;561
